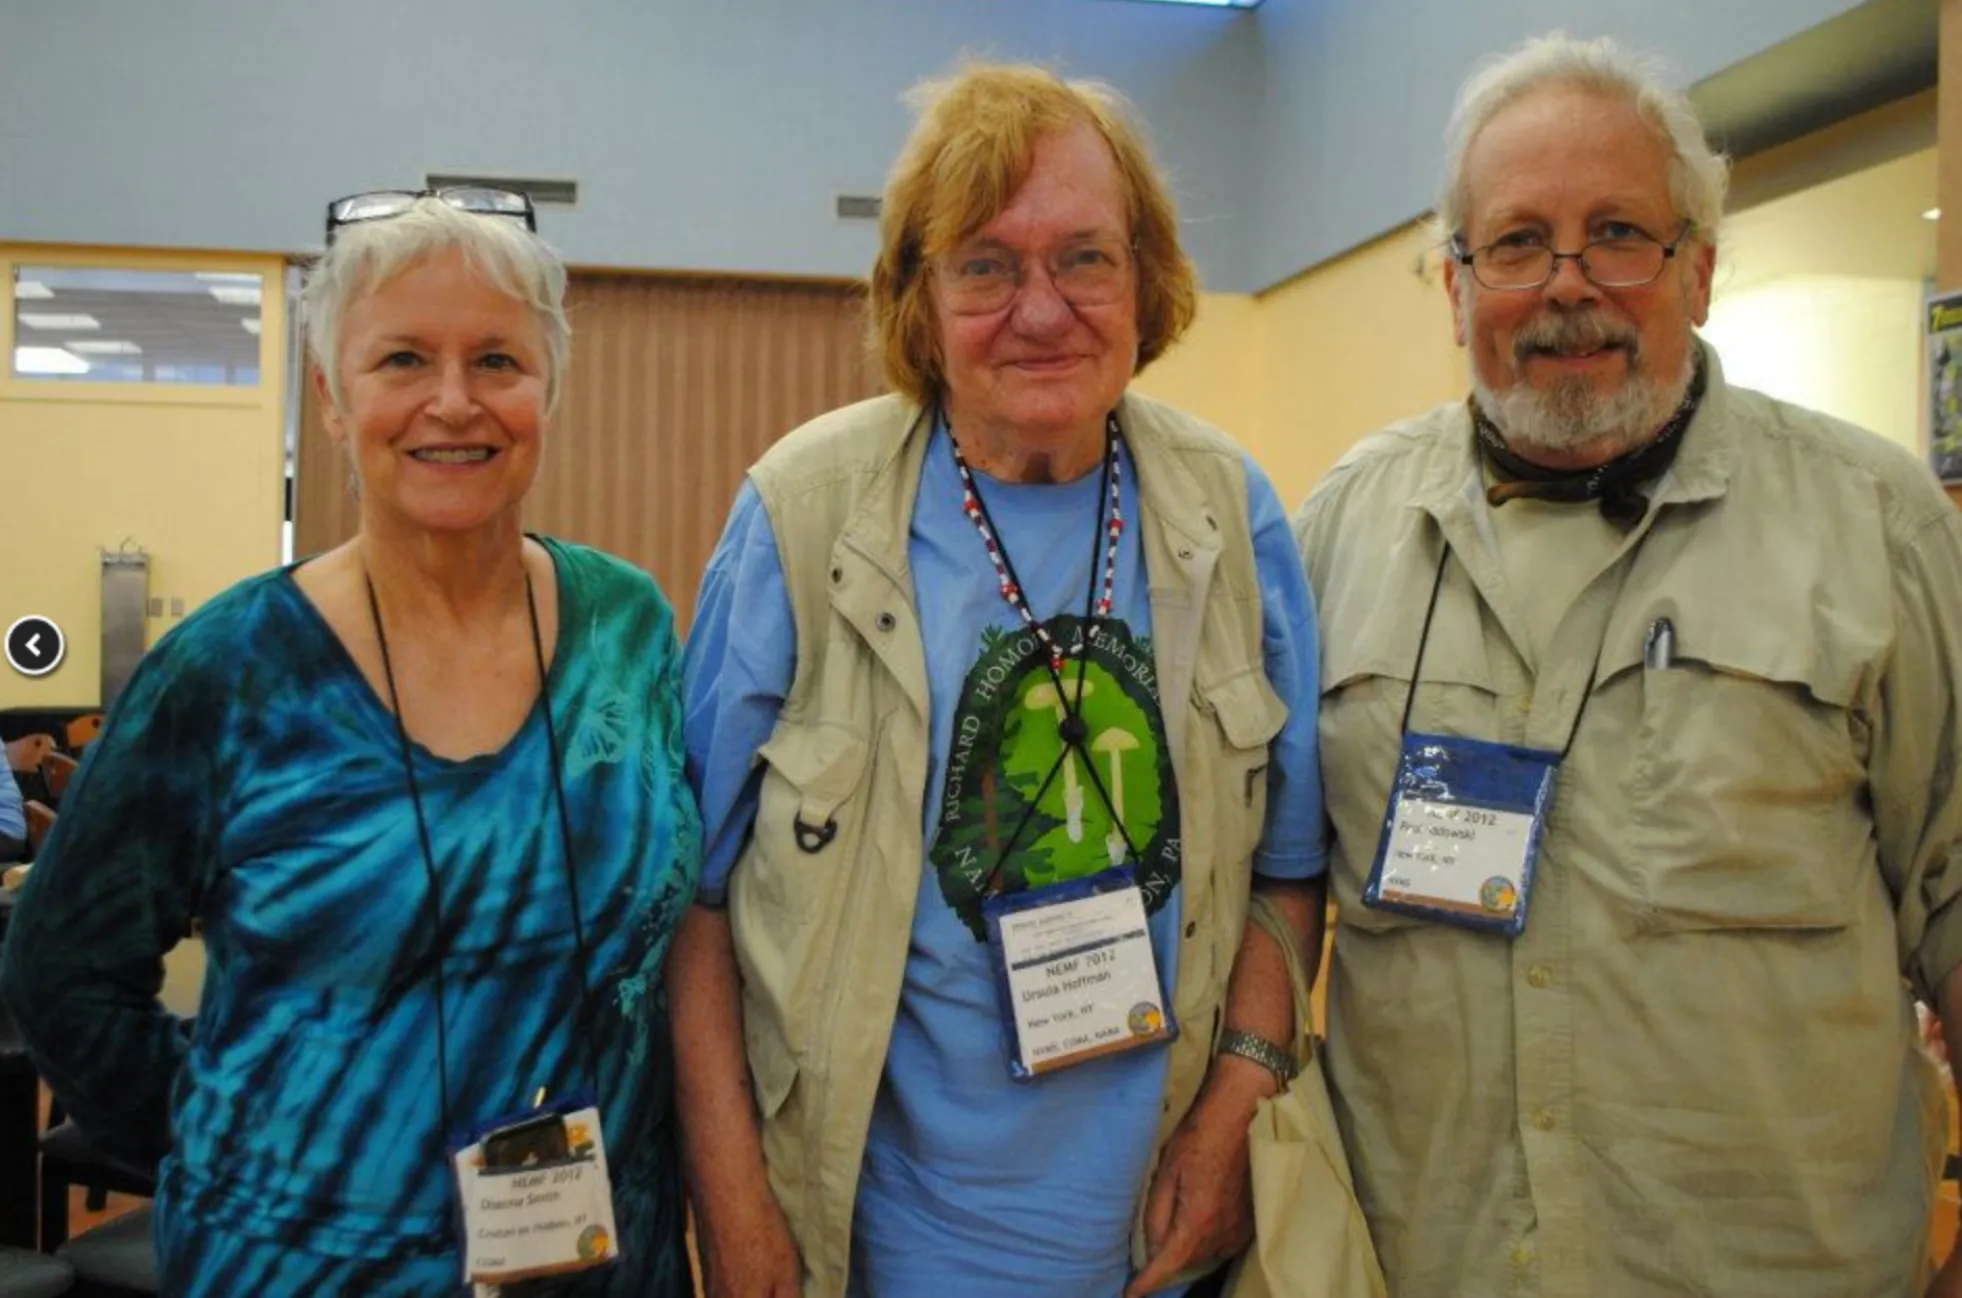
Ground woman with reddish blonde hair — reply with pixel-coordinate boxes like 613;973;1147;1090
673;63;1327;1298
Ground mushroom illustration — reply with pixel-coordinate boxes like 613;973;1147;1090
1091;728;1141;864
1024;678;1095;842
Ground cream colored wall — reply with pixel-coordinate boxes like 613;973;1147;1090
1130;291;1263;449
1252;224;1467;507
1134;222;1468;511
0;246;287;710
1702;275;1925;452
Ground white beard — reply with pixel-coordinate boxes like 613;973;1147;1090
1462;290;1698;458
1475;357;1691;458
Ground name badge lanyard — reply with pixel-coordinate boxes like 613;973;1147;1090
1367;541;1614;934
364;570;604;1172
946;409;1142;888
949;411;1176;1078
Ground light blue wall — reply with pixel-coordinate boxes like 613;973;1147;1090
0;0;1888;294
1247;0;1875;289
0;0;1260;287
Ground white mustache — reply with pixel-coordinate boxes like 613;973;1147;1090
1512;313;1640;364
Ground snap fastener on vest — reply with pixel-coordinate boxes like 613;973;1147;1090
1177;546;1194;560
830;566;843;584
876;611;896;632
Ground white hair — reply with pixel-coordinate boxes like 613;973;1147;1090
303;197;572;414
1436;32;1730;247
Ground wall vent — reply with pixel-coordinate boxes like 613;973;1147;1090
835;193;883;220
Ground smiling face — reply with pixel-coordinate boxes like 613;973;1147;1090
1444;83;1716;461
318;247;549;538
932;122;1140;470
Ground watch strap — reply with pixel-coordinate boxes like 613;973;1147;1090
1217;1028;1300;1084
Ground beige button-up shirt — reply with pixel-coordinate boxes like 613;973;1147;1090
1294;345;1962;1297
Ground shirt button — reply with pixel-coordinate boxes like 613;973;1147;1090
1510;1244;1533;1269
1527;965;1552;989
1515;694;1532;715
1184;921;1197;939
876;612;897;632
1533;1109;1556;1131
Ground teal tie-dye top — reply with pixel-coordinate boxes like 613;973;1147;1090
0;537;701;1281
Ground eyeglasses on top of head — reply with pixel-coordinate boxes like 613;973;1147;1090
1452;221;1695;292
323;187;537;245
933;237;1136;316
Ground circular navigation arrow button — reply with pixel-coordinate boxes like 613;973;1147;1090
5;615;66;678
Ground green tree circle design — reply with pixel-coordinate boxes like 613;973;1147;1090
933;615;1181;941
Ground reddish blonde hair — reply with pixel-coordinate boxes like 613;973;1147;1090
869;63;1199;405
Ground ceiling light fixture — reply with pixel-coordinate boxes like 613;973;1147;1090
17;313;101;331
242;318;262;336
67;340;143;355
208;285;262;307
13;281;53;300
14;346;90;376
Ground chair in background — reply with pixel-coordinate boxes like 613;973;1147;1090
61;717;102;754
0;1005;40;1253
36;1118;154;1256
55;1206;154;1298
0;1247;72;1298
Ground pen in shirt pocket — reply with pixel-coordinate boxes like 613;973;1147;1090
1643;617;1676;670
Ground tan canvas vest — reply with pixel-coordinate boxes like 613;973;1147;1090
728;390;1286;1296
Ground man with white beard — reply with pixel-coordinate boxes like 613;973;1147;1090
1294;32;1962;1298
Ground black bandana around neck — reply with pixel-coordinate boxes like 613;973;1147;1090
1471;356;1707;528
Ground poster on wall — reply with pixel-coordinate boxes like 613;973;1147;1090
1928;289;1962;482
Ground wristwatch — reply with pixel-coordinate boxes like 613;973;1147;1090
1216;1029;1299;1085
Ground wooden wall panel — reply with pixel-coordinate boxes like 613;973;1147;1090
293;273;881;626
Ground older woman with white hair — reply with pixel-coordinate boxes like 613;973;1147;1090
0;190;701;1296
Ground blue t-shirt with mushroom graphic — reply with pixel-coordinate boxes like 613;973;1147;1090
685;418;1324;1298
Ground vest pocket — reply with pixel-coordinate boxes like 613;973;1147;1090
740;719;872;928
1198;668;1289;874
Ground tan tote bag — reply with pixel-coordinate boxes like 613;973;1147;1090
1222;896;1389;1298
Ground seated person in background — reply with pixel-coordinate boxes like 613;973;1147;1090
0;734;55;861
0;190;701;1297
0;739;26;861
22;801;54;857
5;733;56;774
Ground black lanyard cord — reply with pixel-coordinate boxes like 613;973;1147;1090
368;573;455;1151
1398;546;1452;739
1399;535;1620;762
525;575;604;1093
365;562;602;1158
